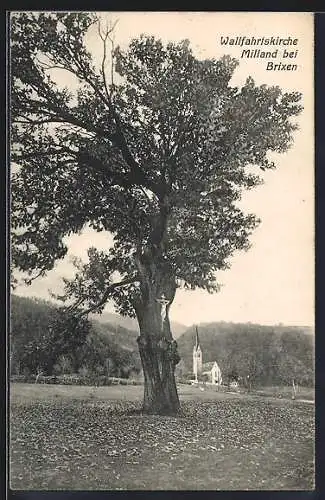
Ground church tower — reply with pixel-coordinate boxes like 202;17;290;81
193;326;202;381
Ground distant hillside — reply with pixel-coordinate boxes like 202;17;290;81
90;311;187;338
177;322;314;386
10;294;141;377
11;295;314;386
91;318;138;352
11;295;138;342
90;312;138;333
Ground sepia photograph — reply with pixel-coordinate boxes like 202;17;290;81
9;11;314;491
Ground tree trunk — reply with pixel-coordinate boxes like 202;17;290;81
133;239;181;415
136;298;180;415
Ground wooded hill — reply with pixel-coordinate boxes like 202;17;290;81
10;295;141;378
91;311;187;339
176;322;314;386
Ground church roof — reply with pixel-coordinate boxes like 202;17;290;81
202;361;217;371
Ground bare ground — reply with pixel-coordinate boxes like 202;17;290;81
9;383;315;490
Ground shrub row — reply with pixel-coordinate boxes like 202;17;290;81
10;374;143;386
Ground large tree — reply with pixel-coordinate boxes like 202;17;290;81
10;12;303;414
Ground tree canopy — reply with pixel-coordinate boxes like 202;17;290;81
11;12;303;319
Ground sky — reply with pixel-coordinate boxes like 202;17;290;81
12;12;314;327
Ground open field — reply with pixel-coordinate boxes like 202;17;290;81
10;383;314;490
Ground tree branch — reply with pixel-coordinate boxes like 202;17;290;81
71;275;140;317
98;18;118;101
17;100;161;195
15;19;163;197
23;267;49;285
16;99;114;141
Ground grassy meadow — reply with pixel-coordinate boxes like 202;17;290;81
10;383;314;490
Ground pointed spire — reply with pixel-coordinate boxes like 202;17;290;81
195;325;200;350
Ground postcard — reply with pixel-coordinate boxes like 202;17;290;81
9;11;314;491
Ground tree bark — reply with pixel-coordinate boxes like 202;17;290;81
135;272;181;415
136;322;180;415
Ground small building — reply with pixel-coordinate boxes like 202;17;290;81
202;361;222;385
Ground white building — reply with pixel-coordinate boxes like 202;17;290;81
192;327;222;384
202;361;222;385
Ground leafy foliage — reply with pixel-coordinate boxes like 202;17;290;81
10;12;303;317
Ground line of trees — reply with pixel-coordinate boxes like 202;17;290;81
10;295;141;379
10;295;314;387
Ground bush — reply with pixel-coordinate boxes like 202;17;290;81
78;366;90;377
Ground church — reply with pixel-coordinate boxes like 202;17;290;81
192;327;222;385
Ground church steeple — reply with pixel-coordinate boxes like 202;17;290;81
193;325;202;380
195;325;200;350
